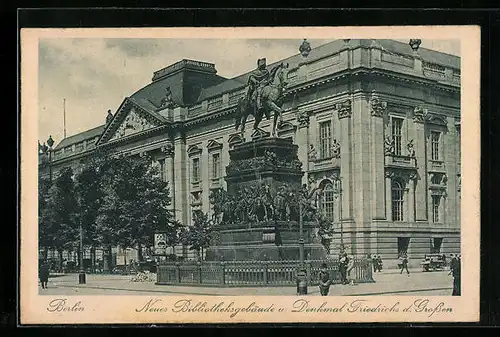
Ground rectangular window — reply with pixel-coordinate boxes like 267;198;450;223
432;195;441;223
319;121;332;159
321;183;335;221
392;117;403;156
391;181;404;221
192;158;200;182
212;153;221;179
431;131;440;160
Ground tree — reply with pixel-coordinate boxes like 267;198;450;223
182;211;214;261
43;167;79;269
96;153;181;267
74;156;107;270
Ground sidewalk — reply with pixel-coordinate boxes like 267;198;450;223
41;268;453;296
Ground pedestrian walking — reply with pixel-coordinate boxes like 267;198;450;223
339;252;349;285
318;263;332;296
399;253;410;276
376;255;383;272
449;254;461;296
347;255;355;285
39;260;50;289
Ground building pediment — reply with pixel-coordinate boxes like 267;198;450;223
97;98;165;146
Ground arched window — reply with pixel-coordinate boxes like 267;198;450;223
321;181;335;221
392;180;404;221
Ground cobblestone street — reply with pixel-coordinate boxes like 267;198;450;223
38;268;453;296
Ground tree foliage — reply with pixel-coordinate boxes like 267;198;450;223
42;167;79;253
95;153;181;255
181;210;214;260
39;151;182;263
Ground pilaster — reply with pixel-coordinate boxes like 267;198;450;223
413;106;428;221
337;98;353;220
370;93;387;220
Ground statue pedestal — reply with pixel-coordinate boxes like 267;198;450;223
205;137;327;261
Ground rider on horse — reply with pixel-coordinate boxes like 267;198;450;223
247;58;271;116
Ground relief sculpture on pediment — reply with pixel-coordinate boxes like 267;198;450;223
110;108;158;141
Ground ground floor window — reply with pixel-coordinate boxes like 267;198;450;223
392;180;405;221
431;238;443;253
398;237;410;258
432;194;441;223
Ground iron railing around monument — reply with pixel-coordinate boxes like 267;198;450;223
156;259;374;287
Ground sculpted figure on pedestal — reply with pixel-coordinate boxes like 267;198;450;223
234;59;289;137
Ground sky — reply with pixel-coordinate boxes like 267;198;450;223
38;38;460;146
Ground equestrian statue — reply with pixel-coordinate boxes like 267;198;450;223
234;58;290;138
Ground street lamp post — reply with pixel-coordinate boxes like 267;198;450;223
296;185;323;296
46;135;54;183
297;200;307;295
78;217;86;284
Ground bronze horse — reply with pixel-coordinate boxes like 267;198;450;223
234;62;289;138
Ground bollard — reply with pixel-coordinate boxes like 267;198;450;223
78;272;86;284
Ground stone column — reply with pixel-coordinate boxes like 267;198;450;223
295;109;310;184
370;93;387;220
173;132;188;226
408;177;416;222
337;99;353;220
413;107;428;221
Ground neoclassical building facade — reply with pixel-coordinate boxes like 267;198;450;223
39;39;461;266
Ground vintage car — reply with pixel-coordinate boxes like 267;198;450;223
421;253;447;272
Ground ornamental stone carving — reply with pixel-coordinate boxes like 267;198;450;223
299;39;312;58
159;86;176;109
111;108;157;141
296;109;310;128
226;153;303;176
336;99;352;119
331;139;341;159
161;143;174;157
384;136;395;155
385;168;418;182
413;106;428;123
409;39;422;52
308;144;318;161
370;95;387;118
406;139;416;157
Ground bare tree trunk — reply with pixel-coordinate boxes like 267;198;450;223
91;246;96;273
57;249;63;272
137;243;143;262
103;245;112;273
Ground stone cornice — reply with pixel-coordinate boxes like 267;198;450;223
98;124;170;148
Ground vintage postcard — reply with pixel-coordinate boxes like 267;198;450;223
20;26;480;324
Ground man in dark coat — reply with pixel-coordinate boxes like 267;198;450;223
339;253;349;285
318;263;332;296
39;260;50;289
399;253;410;276
449;254;461;296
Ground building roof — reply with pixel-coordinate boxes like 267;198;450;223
54;124;106;150
371;39;460;68
52;39;460;150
